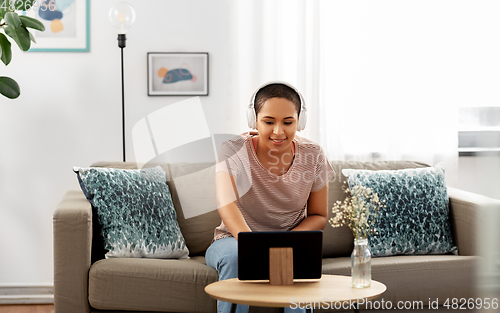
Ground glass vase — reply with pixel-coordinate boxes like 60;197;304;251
351;238;371;288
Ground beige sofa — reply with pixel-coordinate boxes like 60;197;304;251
53;160;495;313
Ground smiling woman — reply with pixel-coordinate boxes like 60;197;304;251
205;82;335;313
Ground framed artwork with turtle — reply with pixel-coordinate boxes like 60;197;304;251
25;0;90;52
147;52;209;96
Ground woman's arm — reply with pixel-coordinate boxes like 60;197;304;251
216;171;251;240
292;184;329;231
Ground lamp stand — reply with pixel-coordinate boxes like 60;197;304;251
118;34;126;162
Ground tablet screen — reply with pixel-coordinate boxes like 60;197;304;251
238;231;323;281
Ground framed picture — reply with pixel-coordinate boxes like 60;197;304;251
148;52;209;96
25;0;90;52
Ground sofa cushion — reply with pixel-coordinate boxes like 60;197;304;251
323;161;430;258
322;255;479;305
91;162;221;257
167;162;221;256
75;166;189;259
88;256;218;312
342;163;457;257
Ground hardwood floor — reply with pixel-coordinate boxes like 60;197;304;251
0;304;54;313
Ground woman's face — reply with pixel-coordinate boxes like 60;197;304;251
256;97;298;154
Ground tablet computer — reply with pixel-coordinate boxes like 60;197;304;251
238;231;323;281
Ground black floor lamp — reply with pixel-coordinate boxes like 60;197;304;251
109;1;136;162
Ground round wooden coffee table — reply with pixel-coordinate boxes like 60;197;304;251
205;274;386;313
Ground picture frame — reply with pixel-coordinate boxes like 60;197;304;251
148;52;209;96
25;0;90;52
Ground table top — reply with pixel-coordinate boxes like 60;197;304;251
204;275;387;308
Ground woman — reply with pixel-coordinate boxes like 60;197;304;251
206;82;335;313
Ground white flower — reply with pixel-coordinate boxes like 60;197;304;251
328;183;386;239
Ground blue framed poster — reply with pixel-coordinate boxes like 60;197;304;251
147;52;209;96
25;0;90;52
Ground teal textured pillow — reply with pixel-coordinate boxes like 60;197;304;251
342;163;457;257
74;166;189;259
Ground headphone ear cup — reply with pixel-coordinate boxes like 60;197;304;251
297;110;307;131
247;106;257;129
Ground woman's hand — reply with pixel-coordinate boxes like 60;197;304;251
216;171;251;240
292;184;328;231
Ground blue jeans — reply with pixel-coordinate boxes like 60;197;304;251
205;237;307;313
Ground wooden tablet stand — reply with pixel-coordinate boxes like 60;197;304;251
269;247;293;285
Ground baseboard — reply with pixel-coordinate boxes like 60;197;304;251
0;284;54;304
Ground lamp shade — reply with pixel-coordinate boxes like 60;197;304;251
109;1;136;34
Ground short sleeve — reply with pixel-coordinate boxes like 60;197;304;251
215;137;246;178
215;136;254;201
311;147;335;192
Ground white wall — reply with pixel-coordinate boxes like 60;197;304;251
0;0;232;284
0;0;499;287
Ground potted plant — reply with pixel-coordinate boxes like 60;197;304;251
0;0;45;99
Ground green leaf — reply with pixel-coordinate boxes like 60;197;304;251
0;76;20;99
0;33;12;66
0;8;5;20
29;31;36;43
19;15;45;32
5;12;21;29
4;25;31;51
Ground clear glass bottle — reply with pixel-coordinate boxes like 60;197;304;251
351;238;371;288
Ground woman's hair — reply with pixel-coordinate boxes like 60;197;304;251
254;83;301;117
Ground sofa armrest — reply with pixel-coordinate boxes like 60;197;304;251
448;187;500;256
53;190;92;313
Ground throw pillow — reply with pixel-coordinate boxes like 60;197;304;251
74;166;189;259
342;163;457;257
